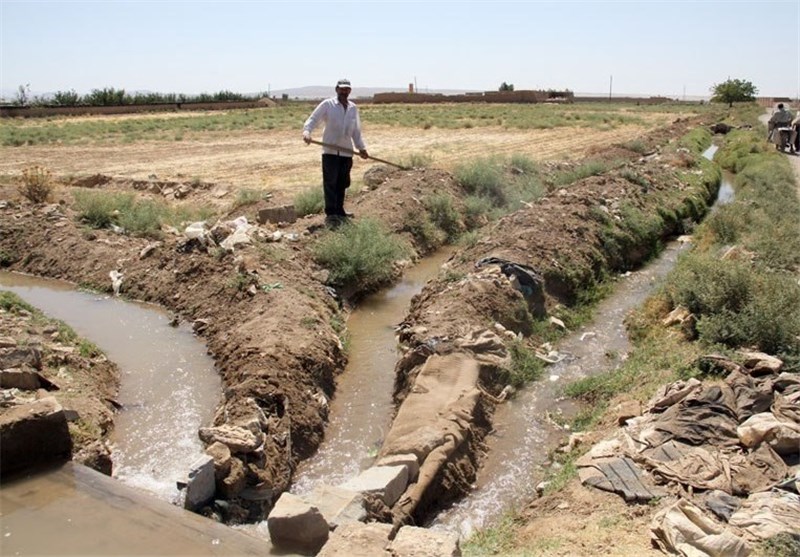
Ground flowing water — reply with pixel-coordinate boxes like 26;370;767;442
0;272;221;503
291;249;455;495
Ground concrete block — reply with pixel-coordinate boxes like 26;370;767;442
0;397;72;476
309;484;366;528
317;522;392;557
184;454;215;511
267;492;329;555
338;465;409;506
389;525;462;556
257;205;297;225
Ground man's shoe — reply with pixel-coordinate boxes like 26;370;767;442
325;215;344;229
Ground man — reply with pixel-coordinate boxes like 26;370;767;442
303;78;369;227
768;103;793;151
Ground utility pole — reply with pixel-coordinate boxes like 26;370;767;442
609;75;613;100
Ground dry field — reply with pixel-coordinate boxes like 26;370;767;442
0;103;705;198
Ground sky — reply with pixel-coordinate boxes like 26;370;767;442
1;0;799;100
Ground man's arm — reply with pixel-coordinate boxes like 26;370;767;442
351;108;368;158
303;101;328;143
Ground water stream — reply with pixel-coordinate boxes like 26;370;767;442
0;272;221;503
291;249;455;495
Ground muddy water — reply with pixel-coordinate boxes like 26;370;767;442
432;144;730;536
291;250;455;495
0;272;221;502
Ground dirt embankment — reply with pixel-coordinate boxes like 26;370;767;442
0;112;717;526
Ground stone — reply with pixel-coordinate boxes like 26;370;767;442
205;441;232;480
184;454;215;511
309;484;366;528
375;453;420;482
389;525;462;556
0;346;42;370
257;205;297;225
198;425;262;454
739;350;783;376
0;397;72;476
219;457;247;498
338;465;409;506
614;400;642;426
267;492;329;555
0;368;42;390
317;522;392;557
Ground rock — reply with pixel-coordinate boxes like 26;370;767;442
308;484;366;528
183;454;216;511
375;453;420;482
198;425;261;454
0;346;43;370
389;526;462;557
219;457;247;498
662;305;691;327
363;166;393;188
257;205;297;225
139;242;161;259
0;368;42;390
317;522;393;557
338;465;409;506
0;397;72;476
267;492;329;555
614;400;642;426
739;350;783;376
548;316;567;330
0;337;17;349
205;441;232;480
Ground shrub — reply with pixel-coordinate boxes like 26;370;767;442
19;165;54;203
403;152;433;169
402;210;445;251
462;195;495;229
117;198;166;238
312;218;411;290
424;193;463;241
232;188;267;209
293;187;324;217
74;190;132;229
454;158;507;206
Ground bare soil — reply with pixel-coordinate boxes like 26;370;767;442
0;107;720;539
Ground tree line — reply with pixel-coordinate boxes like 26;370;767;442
9;85;269;107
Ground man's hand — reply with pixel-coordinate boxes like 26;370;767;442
359;149;369;159
303;133;311;145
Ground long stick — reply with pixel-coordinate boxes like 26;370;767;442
308;139;410;170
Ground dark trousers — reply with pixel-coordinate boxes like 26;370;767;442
321;154;353;217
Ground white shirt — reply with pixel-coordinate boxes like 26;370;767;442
303;97;366;157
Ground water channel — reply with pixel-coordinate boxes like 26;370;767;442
0;273;221;503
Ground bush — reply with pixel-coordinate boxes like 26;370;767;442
403;210;445;251
462;195;495;229
19;165;54;203
312;218;411;290
424;193;463;241
74;190;132;229
454;158;507;206
293;187;324;217
232;188;267;209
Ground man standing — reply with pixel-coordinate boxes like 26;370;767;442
303;78;369;227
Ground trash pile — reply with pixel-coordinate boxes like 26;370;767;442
576;350;799;556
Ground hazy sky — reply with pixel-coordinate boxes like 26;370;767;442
1;0;798;99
